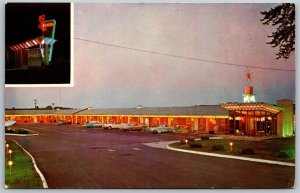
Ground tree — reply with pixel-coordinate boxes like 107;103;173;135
261;3;295;59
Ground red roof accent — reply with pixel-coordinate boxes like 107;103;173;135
8;36;56;52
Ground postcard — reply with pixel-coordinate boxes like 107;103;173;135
4;2;295;189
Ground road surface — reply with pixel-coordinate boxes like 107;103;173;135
5;123;295;189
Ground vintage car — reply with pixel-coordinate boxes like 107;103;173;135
120;123;144;131
57;120;72;125
103;122;125;129
85;121;104;128
149;125;174;134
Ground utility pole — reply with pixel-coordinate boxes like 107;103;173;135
33;99;38;109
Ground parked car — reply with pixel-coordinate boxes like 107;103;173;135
120;123;144;131
57;120;72;125
103;122;124;129
85;121;104;128
149;125;174;134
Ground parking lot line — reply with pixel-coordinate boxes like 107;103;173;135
107;149;116;152
133;148;142;151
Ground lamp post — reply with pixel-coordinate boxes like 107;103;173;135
229;142;233;152
8;161;13;175
185;139;188;147
6;144;9;153
8;150;12;161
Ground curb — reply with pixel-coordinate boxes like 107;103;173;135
11;139;48;188
5;133;39;137
167;145;295;167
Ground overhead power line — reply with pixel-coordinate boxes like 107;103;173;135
74;37;295;72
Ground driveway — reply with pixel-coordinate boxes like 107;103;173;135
6;123;295;188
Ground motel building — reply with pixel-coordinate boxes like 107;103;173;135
5;82;295;137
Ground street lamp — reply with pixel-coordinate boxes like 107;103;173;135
6;144;9;153
8;161;13;175
229;142;233;152
8;150;12;161
185;139;188;147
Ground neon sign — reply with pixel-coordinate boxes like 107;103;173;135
38;14;56;65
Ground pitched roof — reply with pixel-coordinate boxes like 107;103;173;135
52;109;81;115
5;109;56;115
5;105;228;116
76;105;228;116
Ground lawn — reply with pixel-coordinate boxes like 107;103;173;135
169;137;295;163
5;126;30;134
5;139;44;188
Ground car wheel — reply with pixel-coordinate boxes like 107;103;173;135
157;130;162;134
109;126;112;130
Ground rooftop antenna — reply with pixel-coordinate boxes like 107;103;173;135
243;66;256;103
245;67;254;86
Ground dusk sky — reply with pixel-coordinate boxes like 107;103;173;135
4;3;295;109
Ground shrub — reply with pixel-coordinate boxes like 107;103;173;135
5;128;14;133
179;140;187;145
201;136;209;140
278;151;290;158
187;137;195;142
189;141;202;148
241;148;255;155
211;144;225;151
16;128;29;134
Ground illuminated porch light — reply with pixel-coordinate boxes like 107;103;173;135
235;117;241;121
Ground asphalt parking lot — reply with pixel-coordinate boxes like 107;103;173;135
5;123;295;188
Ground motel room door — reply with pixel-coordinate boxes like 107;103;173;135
193;119;198;131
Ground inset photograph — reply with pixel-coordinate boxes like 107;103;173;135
5;3;72;85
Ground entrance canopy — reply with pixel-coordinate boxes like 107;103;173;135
220;102;283;114
8;36;57;52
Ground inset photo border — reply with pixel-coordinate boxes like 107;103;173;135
5;2;74;87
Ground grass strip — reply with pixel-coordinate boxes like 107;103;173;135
5;139;43;189
170;137;295;163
